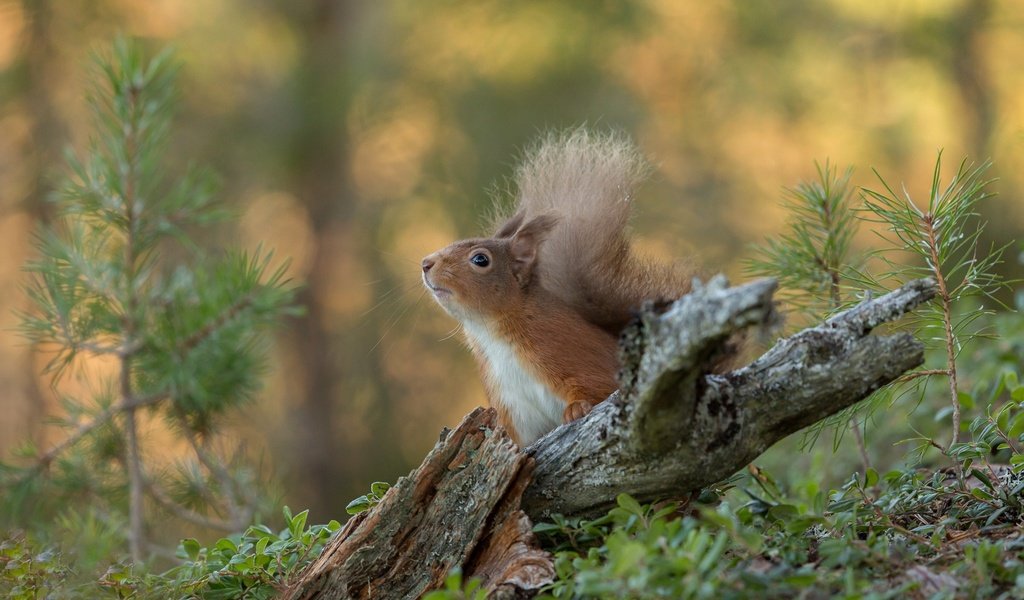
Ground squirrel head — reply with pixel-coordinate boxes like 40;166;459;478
421;213;558;322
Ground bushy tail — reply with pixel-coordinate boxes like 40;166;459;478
501;128;694;332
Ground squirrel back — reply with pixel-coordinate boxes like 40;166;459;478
496;129;693;334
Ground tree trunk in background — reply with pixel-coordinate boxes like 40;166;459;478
285;277;936;598
286;0;360;518
948;0;993;158
21;0;64;222
17;0;63;447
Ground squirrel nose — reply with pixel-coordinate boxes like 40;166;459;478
421;257;436;273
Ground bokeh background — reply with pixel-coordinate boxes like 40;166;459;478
1;0;1023;520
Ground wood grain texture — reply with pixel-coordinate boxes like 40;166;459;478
283;407;553;599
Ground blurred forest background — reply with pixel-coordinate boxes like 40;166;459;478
1;0;1023;522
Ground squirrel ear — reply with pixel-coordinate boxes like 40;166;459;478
510;214;559;281
494;212;525;238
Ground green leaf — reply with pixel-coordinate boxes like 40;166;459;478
532;522;563;534
957;391;975;410
370;481;391;499
971;487;994;501
767;504;798;522
697;532;729;574
784;572;819;587
345;495;373;515
289;509;309;538
182;538;201;561
864;468;878;488
1008;411;1024;440
215;538;238;553
610;539;647;576
985;506;1008;526
785;516;824;534
970;468;994;490
615;493;643;517
1004;370;1020;392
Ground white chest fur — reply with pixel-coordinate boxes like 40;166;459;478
462;321;565;445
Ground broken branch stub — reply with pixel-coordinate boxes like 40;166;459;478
622;276;778;453
283;408;553;600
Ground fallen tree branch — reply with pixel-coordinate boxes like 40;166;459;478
523;277;935;519
286;277;937;598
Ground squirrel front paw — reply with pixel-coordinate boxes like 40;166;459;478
563;401;594;423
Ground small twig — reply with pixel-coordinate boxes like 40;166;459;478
850;419;872;475
922;214;962;450
895;369;951;383
981;460;1012;499
54;311;124;357
121;79;147;564
814;229;874;476
925;437;946;453
989;417;1024;456
122;383;145;564
176;414;254;526
142;473;246;532
178;295;255;355
35;392;167;469
71;339;126;357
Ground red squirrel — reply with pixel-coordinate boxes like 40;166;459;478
422;129;695;446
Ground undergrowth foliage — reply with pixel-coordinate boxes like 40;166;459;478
2;507;337;599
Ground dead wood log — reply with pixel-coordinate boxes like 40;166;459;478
523;276;936;519
283;407;550;600
285;277;937;599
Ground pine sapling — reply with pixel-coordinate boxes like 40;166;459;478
747;160;859;320
859;154;1005;452
6;38;298;563
746;161;872;470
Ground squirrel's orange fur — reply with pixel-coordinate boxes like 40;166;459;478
422;129;694;446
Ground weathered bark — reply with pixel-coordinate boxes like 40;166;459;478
285;277;937;599
283;408;553;600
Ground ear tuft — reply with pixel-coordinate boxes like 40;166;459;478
510;213;559;282
494;212;525;238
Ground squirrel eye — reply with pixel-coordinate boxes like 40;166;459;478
470;253;490;268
